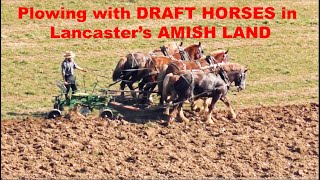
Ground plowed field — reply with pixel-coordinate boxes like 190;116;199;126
1;103;319;179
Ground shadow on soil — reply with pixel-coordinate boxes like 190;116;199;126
6;111;48;119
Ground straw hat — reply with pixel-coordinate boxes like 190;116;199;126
64;51;75;58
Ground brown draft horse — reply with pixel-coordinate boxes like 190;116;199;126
137;42;206;102
112;42;184;97
112;42;202;98
152;42;204;61
162;63;248;124
112;52;151;97
157;49;230;105
173;42;204;61
138;55;177;102
151;42;183;56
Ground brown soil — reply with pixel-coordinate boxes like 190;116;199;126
1;103;319;179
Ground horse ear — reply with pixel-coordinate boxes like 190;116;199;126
198;42;201;46
225;49;229;54
180;42;183;46
244;68;249;73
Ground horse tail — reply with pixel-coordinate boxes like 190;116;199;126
112;57;127;81
162;73;173;102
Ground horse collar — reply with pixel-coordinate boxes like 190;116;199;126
219;67;231;88
195;60;201;68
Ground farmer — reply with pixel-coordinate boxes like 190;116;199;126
61;51;86;100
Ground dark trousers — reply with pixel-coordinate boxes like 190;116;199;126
64;75;77;99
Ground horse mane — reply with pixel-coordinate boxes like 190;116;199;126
210;50;226;56
221;63;246;72
166;42;181;55
184;43;198;51
112;56;127;81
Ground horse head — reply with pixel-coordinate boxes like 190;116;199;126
195;42;205;60
223;49;229;63
211;49;229;63
235;68;248;91
205;55;213;66
221;63;248;92
182;42;204;61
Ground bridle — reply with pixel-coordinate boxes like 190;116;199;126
195;46;204;60
217;66;231;89
223;51;229;63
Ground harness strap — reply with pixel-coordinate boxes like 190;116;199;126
149;58;159;74
219;66;231;88
180;71;194;100
195;60;202;69
130;53;138;68
170;62;181;72
148;71;159;76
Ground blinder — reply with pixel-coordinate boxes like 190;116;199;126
236;70;246;91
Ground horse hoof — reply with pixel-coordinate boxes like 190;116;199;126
207;120;214;125
182;118;190;124
228;113;237;120
206;118;214;124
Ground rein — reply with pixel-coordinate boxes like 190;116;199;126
170;62;182;72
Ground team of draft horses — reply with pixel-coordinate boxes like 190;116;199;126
112;42;248;124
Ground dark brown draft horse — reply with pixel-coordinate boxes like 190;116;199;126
157;49;230;105
162;63;248;124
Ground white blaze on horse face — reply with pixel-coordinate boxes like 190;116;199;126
223;52;229;63
198;46;204;58
237;73;246;91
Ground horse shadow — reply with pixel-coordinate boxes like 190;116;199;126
6;111;48;119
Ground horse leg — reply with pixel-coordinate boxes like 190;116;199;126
159;94;164;105
168;104;179;124
178;104;189;123
157;65;168;105
206;94;222;124
220;96;237;120
203;98;212;115
147;83;157;103
127;82;136;98
164;101;172;115
120;81;126;97
138;80;145;98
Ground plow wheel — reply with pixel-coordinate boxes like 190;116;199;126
48;109;62;119
100;109;113;119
